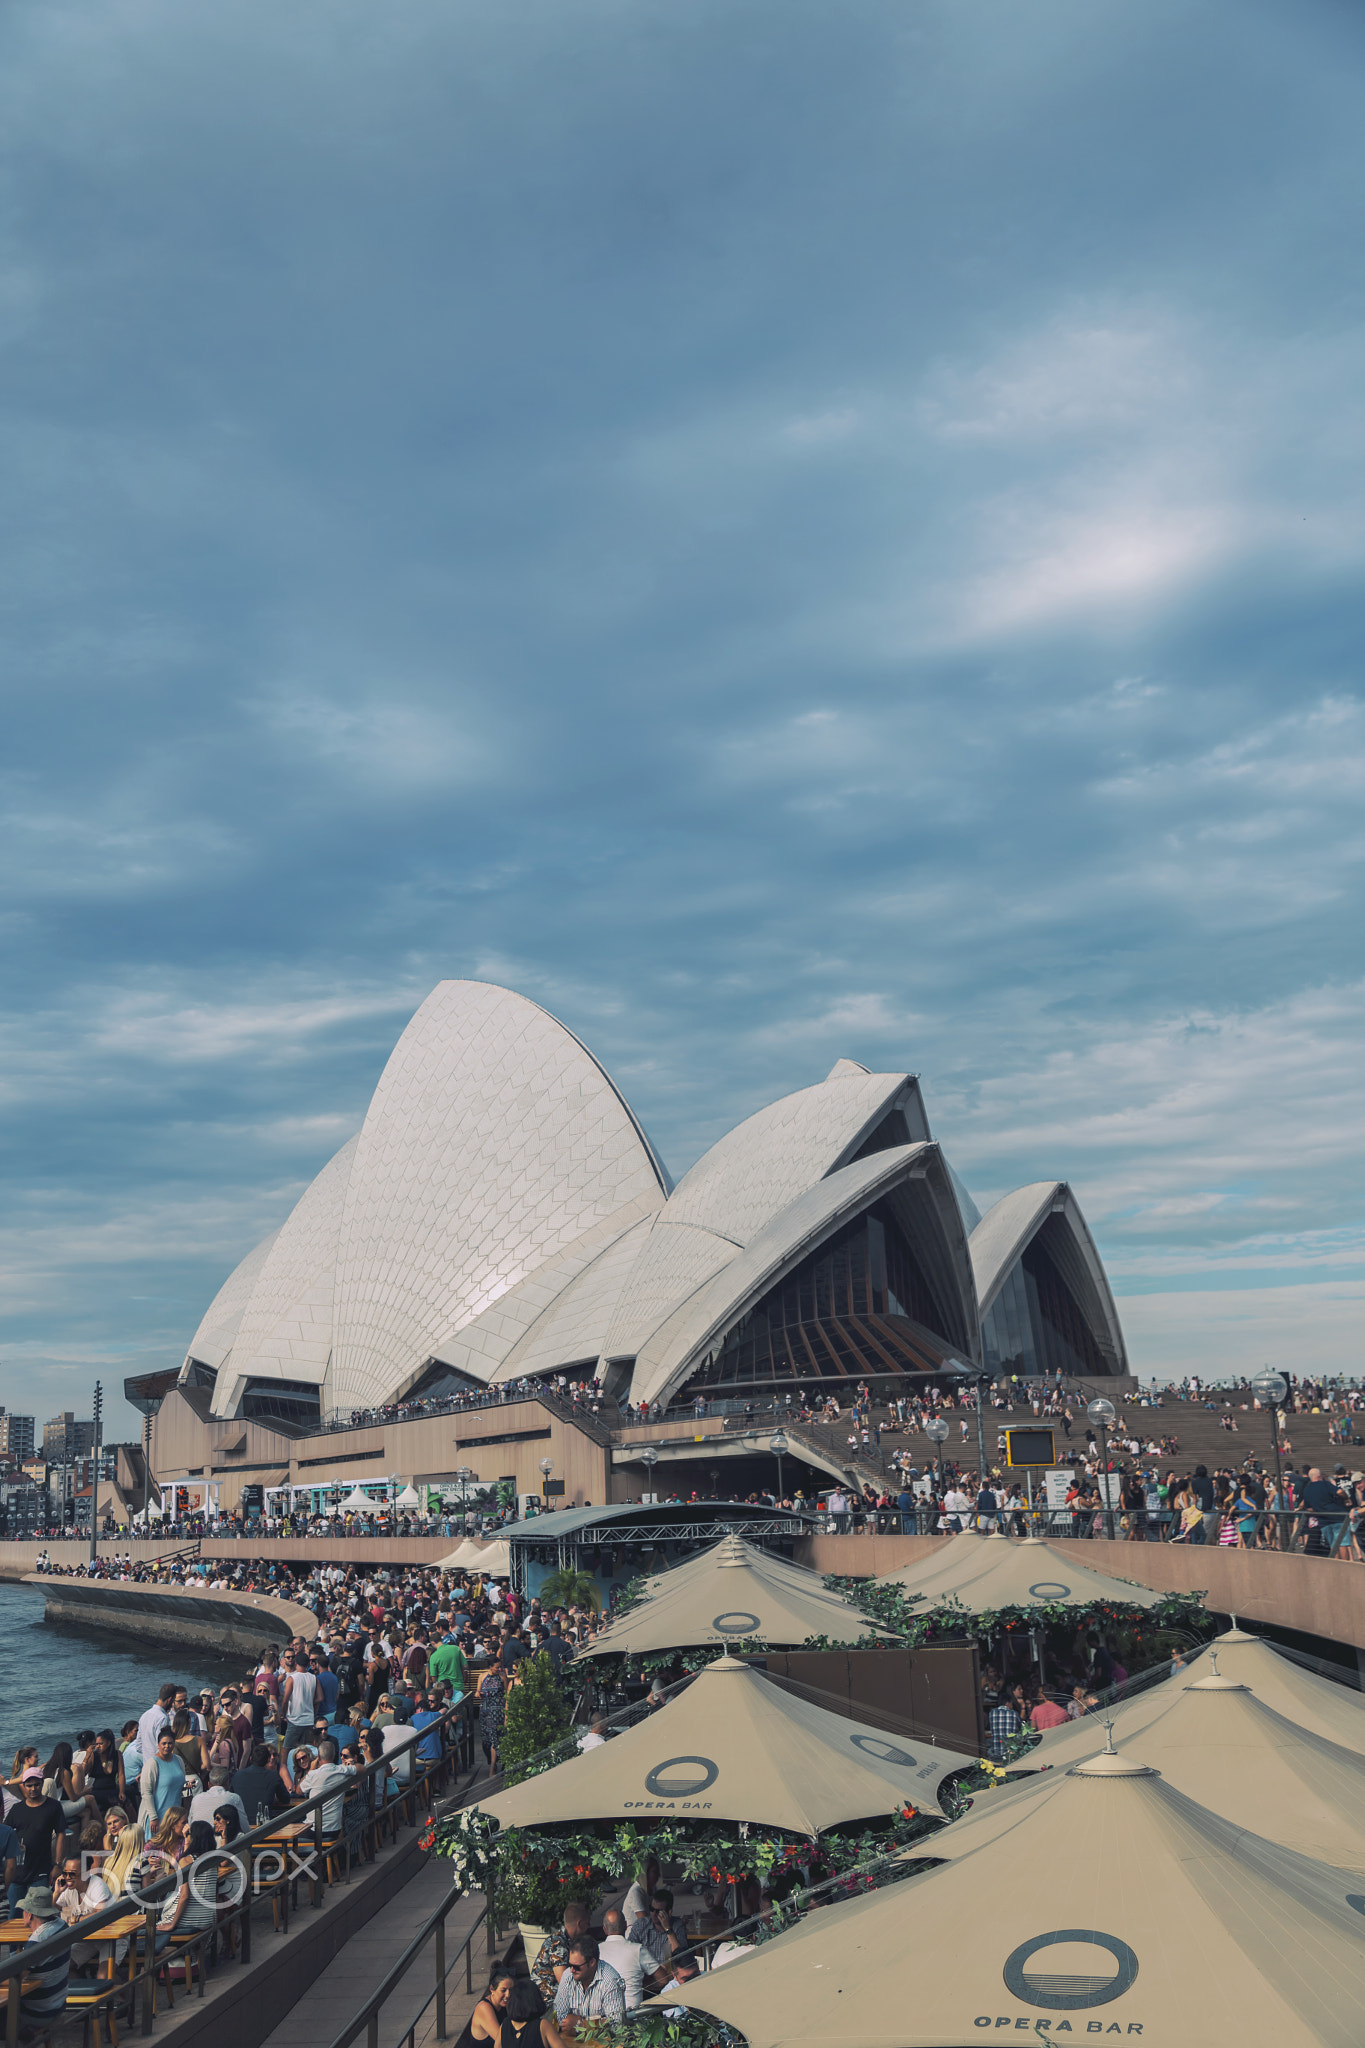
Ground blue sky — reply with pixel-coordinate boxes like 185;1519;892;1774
2;0;1362;1439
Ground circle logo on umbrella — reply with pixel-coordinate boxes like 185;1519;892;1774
711;1611;762;1634
1003;1931;1138;2009
848;1733;919;1766
644;1756;720;1797
1027;1582;1072;1601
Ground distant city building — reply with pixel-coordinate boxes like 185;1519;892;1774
131;979;1127;1435
0;1410;36;1462
42;1412;95;1461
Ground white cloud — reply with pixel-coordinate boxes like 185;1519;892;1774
937;980;1365;1272
1121;1281;1365;1384
259;689;490;794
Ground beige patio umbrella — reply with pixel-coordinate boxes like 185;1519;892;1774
1186;1625;1365;1752
436;1537;512;1574
1024;1626;1365;1769
576;1541;888;1656
671;1744;1365;2048
480;1654;972;1832
639;1534;857;1605
861;1527;997;1599
875;1532;1168;1613
933;1673;1365;1873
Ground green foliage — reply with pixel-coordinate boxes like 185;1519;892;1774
537;1567;603;1612
578;2012;736;2048
490;1823;599;1925
433;1806;502;1894
457;1808;942;1918
835;1574;1212;1661
499;1650;572;1783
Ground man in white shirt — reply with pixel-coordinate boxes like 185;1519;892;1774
577;1719;608;1752
282;1657;319;1759
189;1783;251;1834
380;1721;417;1787
943;1485;972;1532
298;1743;354;1833
597;1909;644;2010
136;1687;176;1762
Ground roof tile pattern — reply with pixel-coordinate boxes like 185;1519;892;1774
209;1135;359;1415
328;981;668;1411
969;1181;1061;1314
493;1211;659;1379
432;1195;658;1382
183;1227;281;1376
599;1219;742;1361
661;1072;909;1244
631;1143;953;1406
970;1180;1128;1372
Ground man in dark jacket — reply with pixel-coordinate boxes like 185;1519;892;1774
1190;1466;1216;1545
1298;1467;1348;1555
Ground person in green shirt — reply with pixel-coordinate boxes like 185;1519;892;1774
428;1636;467;1691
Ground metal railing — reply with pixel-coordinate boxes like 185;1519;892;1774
0;1693;478;2047
328;1891;491;2048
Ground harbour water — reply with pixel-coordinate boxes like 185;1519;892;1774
0;1582;244;1762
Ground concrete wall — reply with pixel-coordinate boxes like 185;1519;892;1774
151;1390;611;1514
200;1536;462;1566
27;1576;318;1657
793;1531;1365;1652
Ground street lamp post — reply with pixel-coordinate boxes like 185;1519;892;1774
768;1429;789;1503
923;1415;949;1528
1251;1368;1288;1549
640;1446;659;1501
1087;1397;1118;1540
539;1455;555;1508
456;1464;476;1531
90;1381;102;1564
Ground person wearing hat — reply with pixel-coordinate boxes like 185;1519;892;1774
8;1769;66;1899
16;1883;71;2034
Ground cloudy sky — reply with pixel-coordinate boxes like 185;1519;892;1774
2;0;1362;1437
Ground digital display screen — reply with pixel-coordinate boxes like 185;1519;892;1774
1005;1427;1056;1467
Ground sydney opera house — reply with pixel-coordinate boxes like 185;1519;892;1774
131;980;1128;1512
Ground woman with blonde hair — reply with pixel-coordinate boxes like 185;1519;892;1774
206;1713;239;1782
140;1807;187;1887
104;1810;142;1898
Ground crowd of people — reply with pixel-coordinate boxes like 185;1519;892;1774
2;1558;623;2039
450;1854;789;2044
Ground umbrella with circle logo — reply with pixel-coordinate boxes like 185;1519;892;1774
478;1653;975;1833
637;1532;835;1599
575;1539;888;1658
670;1740;1365;2047
1020;1626;1365;1770
873;1532;1167;1613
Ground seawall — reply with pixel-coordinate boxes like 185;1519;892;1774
0;1540;203;1581
23;1575;318;1657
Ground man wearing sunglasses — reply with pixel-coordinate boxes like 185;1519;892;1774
551;1937;625;2035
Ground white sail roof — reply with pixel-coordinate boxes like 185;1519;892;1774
211;1134;358;1415
328;981;669;1411
182;1226;281;1376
